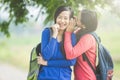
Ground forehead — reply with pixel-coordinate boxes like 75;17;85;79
58;11;70;17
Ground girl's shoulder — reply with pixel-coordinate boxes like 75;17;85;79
43;27;51;31
81;34;94;39
81;34;96;44
42;27;52;34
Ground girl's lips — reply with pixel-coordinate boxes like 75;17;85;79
59;24;66;27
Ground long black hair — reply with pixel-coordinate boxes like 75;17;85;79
76;9;98;42
53;6;74;57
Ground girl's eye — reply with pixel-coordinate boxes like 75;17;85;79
58;16;62;19
64;17;69;20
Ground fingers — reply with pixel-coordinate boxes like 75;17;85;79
39;53;41;56
37;56;43;64
52;24;60;30
37;56;47;65
74;27;81;34
52;24;60;38
54;24;60;29
66;18;76;32
70;18;76;27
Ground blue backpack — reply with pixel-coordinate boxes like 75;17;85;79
82;32;114;80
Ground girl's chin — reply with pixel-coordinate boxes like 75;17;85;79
59;27;66;30
59;28;66;30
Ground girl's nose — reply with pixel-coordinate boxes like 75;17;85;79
61;19;64;22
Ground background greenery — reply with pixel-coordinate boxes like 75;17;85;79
0;0;120;37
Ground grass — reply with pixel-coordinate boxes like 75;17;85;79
0;34;40;70
0;27;120;79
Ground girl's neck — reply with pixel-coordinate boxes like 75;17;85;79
57;29;64;42
58;29;64;36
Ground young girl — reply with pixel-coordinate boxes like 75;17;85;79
64;9;98;80
37;6;76;80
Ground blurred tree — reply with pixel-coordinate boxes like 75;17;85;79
0;0;118;37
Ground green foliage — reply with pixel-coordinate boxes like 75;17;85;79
0;0;117;37
5;0;28;24
0;21;10;37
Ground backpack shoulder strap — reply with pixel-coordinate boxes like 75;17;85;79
82;32;100;75
90;32;101;43
82;53;96;74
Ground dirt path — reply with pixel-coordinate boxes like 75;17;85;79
0;62;27;80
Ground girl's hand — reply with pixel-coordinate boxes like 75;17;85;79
37;55;47;66
66;18;76;32
74;27;81;34
52;24;60;38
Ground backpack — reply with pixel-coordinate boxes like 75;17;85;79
27;43;41;80
82;32;114;80
27;28;52;80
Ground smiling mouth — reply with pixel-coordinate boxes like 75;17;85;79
60;24;66;27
